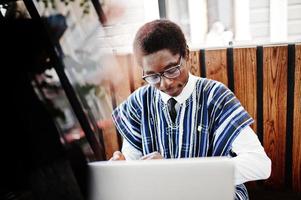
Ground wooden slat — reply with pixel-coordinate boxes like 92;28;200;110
130;55;146;91
205;49;228;86
233;47;258;190
96;81;120;159
106;54;132;156
263;46;288;188
126;54;135;93
114;54;132;105
293;44;301;192
188;51;201;76
233;48;257;133
101;119;120;159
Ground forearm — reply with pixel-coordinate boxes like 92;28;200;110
232;151;271;185
231;126;271;185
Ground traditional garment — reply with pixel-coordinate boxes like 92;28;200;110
112;77;253;200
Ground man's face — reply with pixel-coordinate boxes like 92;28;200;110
140;49;189;97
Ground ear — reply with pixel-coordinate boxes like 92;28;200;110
185;45;190;60
183;45;191;71
133;49;143;67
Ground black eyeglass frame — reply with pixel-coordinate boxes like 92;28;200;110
142;56;183;84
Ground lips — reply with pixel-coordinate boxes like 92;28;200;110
165;86;181;96
165;87;173;93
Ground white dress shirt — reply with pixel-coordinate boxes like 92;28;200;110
122;73;271;185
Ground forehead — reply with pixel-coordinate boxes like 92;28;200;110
141;49;179;73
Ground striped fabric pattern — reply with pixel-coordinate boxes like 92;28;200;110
112;77;253;200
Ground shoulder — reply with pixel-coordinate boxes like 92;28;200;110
128;84;154;101
195;77;228;95
194;78;235;109
121;84;155;110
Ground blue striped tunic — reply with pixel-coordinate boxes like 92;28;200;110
112;77;253;200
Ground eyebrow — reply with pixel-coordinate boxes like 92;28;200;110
144;61;179;75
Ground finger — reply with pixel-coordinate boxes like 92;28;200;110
113;151;122;159
140;152;162;160
109;151;124;161
110;151;121;161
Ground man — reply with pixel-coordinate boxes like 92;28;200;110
111;19;271;200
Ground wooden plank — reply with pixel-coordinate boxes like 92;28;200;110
263;46;288;188
113;54;132;105
126;54;135;93
293;44;301;192
205;49;228;86
233;48;257;133
233;47;258;190
130;55;146;91
188;50;201;76
104;54;133;157
95;81;120;159
101;118;120;159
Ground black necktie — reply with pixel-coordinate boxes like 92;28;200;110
167;98;177;123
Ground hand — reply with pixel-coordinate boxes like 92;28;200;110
140;151;163;160
109;151;126;161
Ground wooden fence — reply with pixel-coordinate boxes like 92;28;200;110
100;43;301;193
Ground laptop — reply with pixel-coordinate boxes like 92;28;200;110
88;157;235;200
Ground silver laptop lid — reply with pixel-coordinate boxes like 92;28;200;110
88;157;235;200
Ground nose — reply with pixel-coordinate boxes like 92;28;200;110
159;76;173;90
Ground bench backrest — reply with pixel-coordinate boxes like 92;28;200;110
105;44;301;192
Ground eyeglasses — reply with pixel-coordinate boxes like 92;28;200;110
142;56;182;85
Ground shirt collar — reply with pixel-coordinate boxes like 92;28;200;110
159;73;199;104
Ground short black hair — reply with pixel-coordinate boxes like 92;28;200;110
133;19;187;59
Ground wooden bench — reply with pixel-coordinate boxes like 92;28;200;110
101;43;301;195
